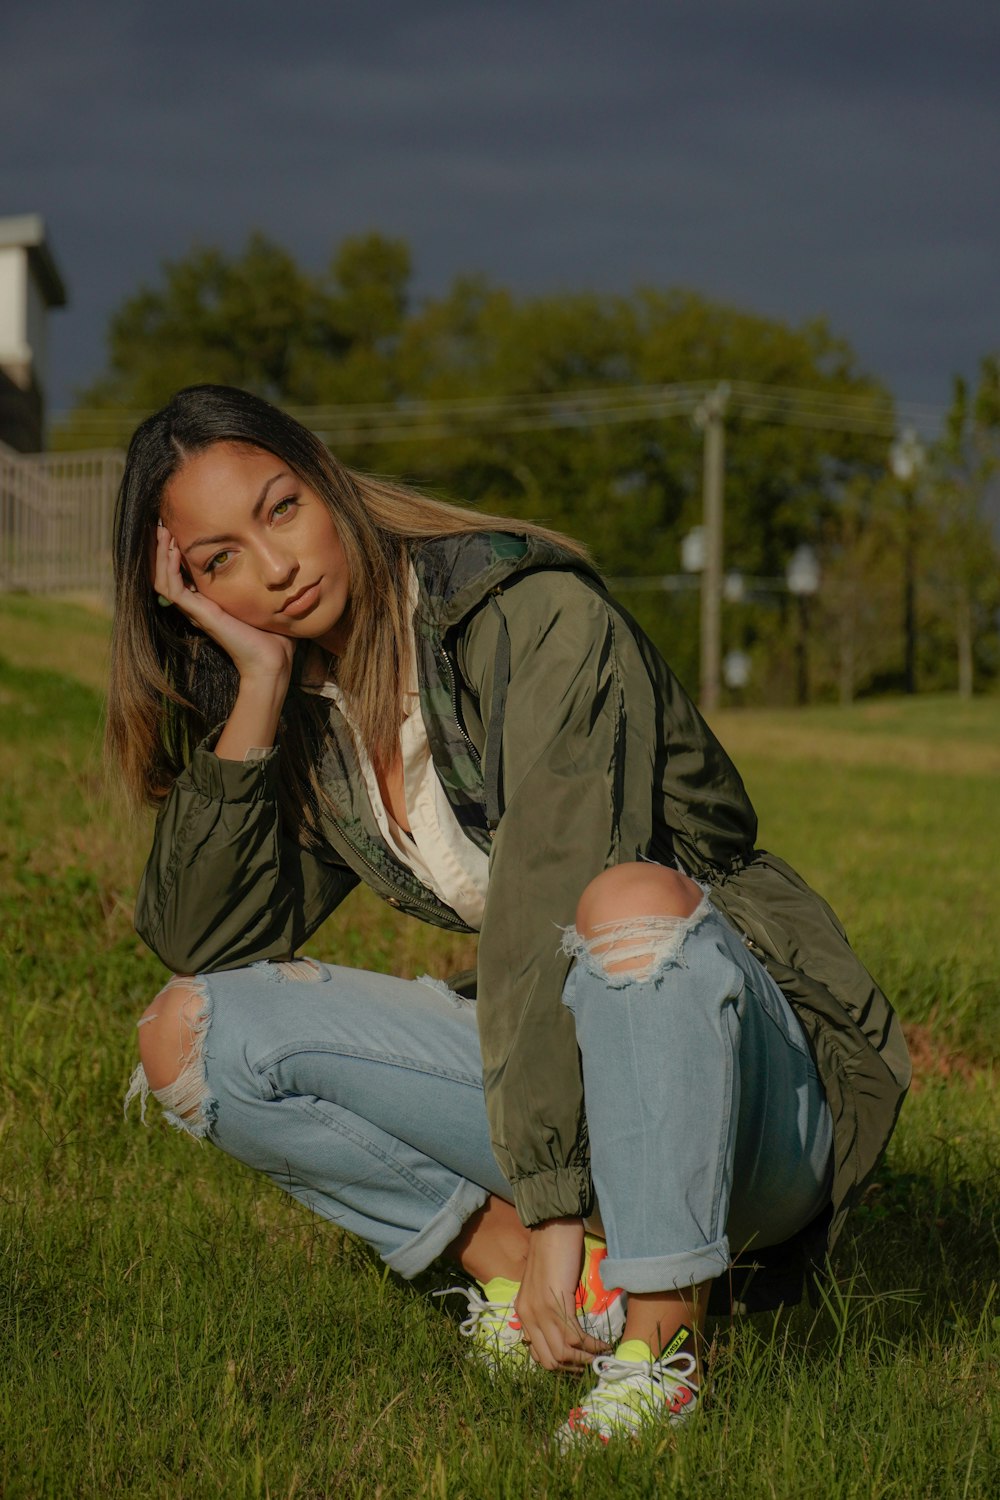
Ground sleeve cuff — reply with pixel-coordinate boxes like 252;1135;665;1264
511;1164;593;1227
183;730;280;803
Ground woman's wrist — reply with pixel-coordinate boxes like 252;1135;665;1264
236;659;293;696
214;668;291;761
530;1217;585;1242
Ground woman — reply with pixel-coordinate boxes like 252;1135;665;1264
113;385;910;1447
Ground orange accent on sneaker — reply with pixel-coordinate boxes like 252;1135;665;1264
566;1408;609;1445
668;1384;695;1416
575;1242;621;1316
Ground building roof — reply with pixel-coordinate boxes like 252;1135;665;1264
0;214;67;307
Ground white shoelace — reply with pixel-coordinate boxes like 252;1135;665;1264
433;1284;524;1347
563;1348;700;1441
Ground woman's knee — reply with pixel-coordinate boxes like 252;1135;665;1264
570;865;706;980
137;977;208;1093
575;863;702;937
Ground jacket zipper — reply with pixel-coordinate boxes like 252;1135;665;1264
439;644;482;768
336;825;474;932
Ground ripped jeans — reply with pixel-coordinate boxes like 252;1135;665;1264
126;896;833;1292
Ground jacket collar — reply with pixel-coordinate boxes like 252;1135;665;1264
410;531;602;633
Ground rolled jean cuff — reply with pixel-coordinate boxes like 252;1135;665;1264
383;1177;491;1280
604;1236;731;1294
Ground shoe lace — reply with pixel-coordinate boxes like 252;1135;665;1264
433;1284;521;1343
584;1349;699;1418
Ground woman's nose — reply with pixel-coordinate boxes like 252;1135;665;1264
259;543;296;586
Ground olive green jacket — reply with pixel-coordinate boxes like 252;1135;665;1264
137;532;910;1272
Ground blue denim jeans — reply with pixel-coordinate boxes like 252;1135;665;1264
126;899;833;1291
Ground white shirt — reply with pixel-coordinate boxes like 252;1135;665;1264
308;569;490;929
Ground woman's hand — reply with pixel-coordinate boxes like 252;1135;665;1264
153;521;294;684
514;1218;609;1371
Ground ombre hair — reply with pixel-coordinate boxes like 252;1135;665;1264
106;384;587;830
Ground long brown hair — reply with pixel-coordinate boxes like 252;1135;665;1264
106;384;587;828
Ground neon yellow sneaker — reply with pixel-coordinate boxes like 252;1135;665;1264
575;1235;629;1345
437;1235;626;1371
554;1328;700;1446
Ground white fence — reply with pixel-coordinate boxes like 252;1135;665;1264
0;440;124;596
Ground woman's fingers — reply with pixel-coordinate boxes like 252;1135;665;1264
528;1312;606;1371
517;1296;606;1371
152;522;192;605
155;524;215;622
152;526;224;635
526;1311;601;1371
516;1217;607;1371
167;534;197;599
150;521;295;682
151;521;169;597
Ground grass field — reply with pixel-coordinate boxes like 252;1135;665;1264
1;594;997;1499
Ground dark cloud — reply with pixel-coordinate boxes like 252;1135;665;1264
1;0;997;413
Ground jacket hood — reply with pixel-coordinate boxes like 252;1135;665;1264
410;530;604;633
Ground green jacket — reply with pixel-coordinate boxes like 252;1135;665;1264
137;532;910;1292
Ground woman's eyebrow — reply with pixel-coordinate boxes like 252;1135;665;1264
185;471;290;550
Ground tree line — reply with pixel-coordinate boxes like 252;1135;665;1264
58;231;1000;704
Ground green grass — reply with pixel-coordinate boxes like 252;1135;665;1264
1;597;998;1498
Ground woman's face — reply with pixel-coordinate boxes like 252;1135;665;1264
161;442;352;653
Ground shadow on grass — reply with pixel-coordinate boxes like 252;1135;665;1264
834;1153;999;1329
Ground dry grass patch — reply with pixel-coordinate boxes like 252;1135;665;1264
902;1022;985;1091
0;592;111;692
712;713;1000;778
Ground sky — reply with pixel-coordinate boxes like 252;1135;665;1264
2;0;998;422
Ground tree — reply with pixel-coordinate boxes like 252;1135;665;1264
385;281;887;547
927;358;1000;696
813;470;901;704
60;233;897;699
380;281;889;693
56;231;412;446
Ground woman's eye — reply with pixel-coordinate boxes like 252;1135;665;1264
205;550;231;573
272;497;297;519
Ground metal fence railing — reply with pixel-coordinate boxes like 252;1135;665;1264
0;441;124;597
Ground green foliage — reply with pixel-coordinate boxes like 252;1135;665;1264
58;230;413;441
59;233;885;569
922;357;1000;696
54;232;1000;700
1;598;999;1496
327;231;411;347
720;702;1000;1061
385;283;888;580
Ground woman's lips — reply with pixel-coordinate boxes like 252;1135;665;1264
280;580;322;618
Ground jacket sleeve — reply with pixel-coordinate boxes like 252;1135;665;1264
460;569;759;1226
135;735;358;974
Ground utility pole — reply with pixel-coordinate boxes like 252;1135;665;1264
903;491;918;694
787;544;821;707
890;428;925;696
694;384;729;713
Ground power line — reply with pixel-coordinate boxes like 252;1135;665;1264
54;380;946;445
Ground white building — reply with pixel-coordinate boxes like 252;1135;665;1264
0;214;67;451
